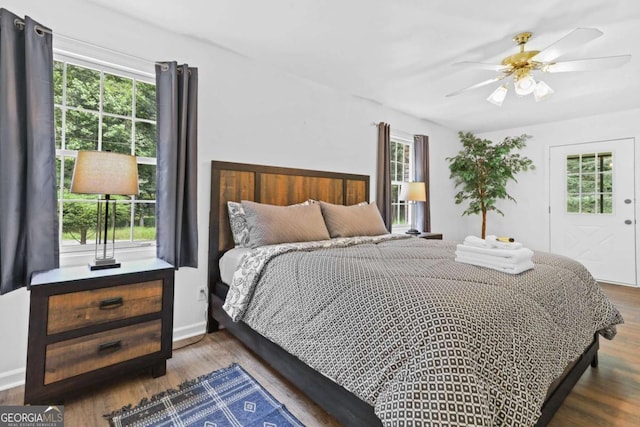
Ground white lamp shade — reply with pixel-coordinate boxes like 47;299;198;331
399;182;427;202
486;84;508;106
71;151;139;196
514;74;536;96
534;80;554;102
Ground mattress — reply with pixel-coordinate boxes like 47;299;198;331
219;247;251;285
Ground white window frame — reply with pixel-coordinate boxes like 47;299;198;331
53;47;157;266
390;136;414;233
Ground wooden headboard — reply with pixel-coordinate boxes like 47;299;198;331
208;161;370;284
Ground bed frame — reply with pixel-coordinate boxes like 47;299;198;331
207;160;599;426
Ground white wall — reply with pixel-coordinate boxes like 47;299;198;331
0;0;463;389
474;109;640;265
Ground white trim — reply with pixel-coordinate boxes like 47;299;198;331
0;367;25;392
172;321;208;342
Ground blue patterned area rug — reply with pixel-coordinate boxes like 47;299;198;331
105;363;305;427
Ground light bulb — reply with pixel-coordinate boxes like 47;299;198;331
486;84;508;106
534;80;554;102
514;74;536;96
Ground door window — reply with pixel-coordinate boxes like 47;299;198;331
566;152;613;214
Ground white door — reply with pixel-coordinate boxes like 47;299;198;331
549;139;636;285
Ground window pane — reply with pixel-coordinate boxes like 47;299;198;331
114;202;133;241
581;194;596;213
601;194;613;214
582;174;595;193
55;107;62;149
54;61;64;105
395;163;403;182
581;154;596;173
62;157;75;197
66;64;100;111
395;143;403;162
567;195;580;213
62;201;98;245
599;153;612;172
135;122;157;157
602;173;612;192
566;175;579;193
137;164;156;200
398;203;406;224
104;74;133;116
136;81;156;120
403;162;410;182
133;203;156;241
102;116;132;154
566;156;580;173
66;110;99;150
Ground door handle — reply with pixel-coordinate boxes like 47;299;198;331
625;219;633;225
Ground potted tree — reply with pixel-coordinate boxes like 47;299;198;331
447;131;534;238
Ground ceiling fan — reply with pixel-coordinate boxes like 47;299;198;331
446;28;631;106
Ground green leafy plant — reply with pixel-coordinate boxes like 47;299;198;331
447;131;534;238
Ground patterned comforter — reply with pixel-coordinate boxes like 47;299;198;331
223;236;623;426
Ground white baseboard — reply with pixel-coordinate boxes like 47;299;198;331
0;367;25;392
172;321;207;342
0;321;208;392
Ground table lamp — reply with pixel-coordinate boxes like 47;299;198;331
71;151;139;270
399;181;426;235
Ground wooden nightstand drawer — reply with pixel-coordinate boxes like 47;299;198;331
44;319;162;385
47;280;163;335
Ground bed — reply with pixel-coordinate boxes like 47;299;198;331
207;160;622;426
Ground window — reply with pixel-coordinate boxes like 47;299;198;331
390;138;413;228
54;56;157;253
566;152;613;214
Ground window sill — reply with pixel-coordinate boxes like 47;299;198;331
59;245;157;268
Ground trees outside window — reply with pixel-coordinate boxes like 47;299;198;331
54;57;157;251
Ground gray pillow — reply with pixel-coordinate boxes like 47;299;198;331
319;201;388;238
241;200;330;248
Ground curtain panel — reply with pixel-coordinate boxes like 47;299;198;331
0;9;59;294
155;62;199;268
376;122;392;231
414;135;431;232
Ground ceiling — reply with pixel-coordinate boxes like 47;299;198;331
88;0;640;133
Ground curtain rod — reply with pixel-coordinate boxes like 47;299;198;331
13;17;167;69
370;122;416;138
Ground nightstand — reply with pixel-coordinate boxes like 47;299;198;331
25;259;174;404
418;232;443;240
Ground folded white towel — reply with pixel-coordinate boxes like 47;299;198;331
463;235;523;250
455;256;534;274
456;244;534;262
455;252;532;269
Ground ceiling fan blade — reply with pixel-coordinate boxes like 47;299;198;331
446;74;510;97
453;61;509;72
532;28;603;63
544;55;631;72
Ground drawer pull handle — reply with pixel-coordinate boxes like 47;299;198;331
99;297;124;310
97;340;122;354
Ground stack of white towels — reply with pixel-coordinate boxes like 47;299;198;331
455;235;534;274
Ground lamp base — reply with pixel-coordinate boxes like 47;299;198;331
89;259;121;271
405;229;420;235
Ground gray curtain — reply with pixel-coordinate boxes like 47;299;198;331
414;135;431;232
376;122;392;231
0;9;59;294
155;62;198;268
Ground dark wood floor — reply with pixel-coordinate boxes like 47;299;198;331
0;283;638;427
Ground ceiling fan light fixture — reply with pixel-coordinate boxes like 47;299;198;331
534;80;554;102
514;73;536;96
486;84;508;106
